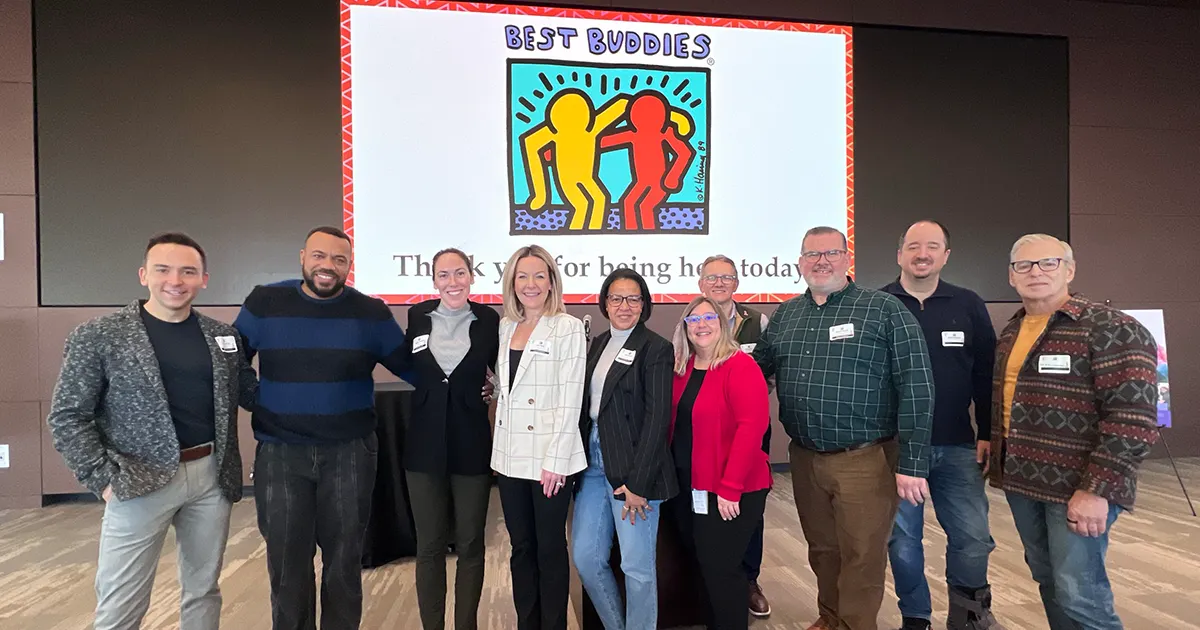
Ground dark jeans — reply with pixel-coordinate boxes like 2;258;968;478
888;444;995;619
406;471;492;630
670;467;769;630
497;474;572;630
253;435;378;630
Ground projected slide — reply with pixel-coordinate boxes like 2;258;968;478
341;1;852;303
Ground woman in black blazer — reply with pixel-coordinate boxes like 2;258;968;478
571;268;678;630
403;248;500;630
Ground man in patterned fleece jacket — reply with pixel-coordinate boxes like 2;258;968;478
991;233;1158;630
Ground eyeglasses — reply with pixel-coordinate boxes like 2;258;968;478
1010;257;1064;274
684;312;720;325
801;249;846;263
606;294;643;307
701;274;737;285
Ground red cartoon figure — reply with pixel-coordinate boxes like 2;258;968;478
598;91;696;231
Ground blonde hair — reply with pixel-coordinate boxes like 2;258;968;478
501;245;566;321
672;296;740;375
1009;233;1074;263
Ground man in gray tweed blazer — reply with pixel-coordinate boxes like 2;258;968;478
47;233;258;630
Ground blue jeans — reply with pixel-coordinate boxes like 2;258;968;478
1007;492;1123;630
888;444;995;620
571;426;661;630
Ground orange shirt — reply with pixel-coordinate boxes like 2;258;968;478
1002;313;1052;436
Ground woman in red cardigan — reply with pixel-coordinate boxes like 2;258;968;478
668;295;772;630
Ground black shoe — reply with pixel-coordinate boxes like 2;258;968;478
900;618;931;630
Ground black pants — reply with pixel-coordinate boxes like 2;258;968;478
743;422;771;582
742;512;765;582
406;471;492;630
254;435;377;630
497;474;572;630
670;468;768;630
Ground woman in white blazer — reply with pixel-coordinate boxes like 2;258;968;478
492;244;587;630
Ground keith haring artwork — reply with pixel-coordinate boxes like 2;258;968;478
509;61;709;234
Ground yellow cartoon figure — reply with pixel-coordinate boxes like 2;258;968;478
520;89;629;231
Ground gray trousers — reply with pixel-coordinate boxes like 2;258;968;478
94;452;232;630
406;471;492;630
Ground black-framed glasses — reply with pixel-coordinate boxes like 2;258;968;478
701;273;737;284
801;249;846;263
606;294;644;307
1010;257;1064;274
683;312;720;325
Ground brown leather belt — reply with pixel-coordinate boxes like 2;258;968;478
180;443;213;462
812;435;894;455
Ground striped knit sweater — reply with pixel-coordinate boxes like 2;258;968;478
988;294;1159;509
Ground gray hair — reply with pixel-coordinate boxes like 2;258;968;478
1009;234;1074;263
699;254;738;278
803;226;848;250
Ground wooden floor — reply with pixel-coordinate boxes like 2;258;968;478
2;459;1199;630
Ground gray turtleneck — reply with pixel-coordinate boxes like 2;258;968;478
428;301;476;376
589;325;634;421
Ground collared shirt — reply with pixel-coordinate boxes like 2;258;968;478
882;279;996;447
988;294;1158;509
754;280;935;477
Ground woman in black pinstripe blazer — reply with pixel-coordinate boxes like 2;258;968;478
571;268;678;630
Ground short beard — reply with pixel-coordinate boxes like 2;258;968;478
303;268;346;298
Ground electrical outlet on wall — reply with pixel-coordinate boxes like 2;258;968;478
0;445;9;468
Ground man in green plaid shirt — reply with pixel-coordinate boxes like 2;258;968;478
753;226;935;630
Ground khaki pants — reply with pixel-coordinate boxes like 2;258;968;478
789;439;899;630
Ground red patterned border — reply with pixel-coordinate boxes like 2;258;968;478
341;0;853;304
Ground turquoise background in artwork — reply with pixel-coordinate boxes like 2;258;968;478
509;61;709;207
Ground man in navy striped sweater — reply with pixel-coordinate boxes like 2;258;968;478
235;226;414;630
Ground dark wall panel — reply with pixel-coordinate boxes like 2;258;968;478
852;26;1069;296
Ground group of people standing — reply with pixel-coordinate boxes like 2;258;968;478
47;219;1159;630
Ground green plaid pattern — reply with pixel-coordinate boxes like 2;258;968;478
754;281;935;477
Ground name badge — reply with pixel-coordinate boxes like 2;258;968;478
691;489;708;515
740;343;757;353
615;348;636;365
942;331;965;347
529;340;552;356
829;323;855;341
412;334;430;353
214;336;238;353
1038;354;1072;374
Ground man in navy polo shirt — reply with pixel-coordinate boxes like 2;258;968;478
882;220;1003;630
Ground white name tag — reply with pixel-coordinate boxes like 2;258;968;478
829;323;855;341
615;348;636;365
691;489;708;515
1038;354;1072;374
529;340;552;356
214;336;238;353
740;343;757;353
412;334;430;353
942;331;965;347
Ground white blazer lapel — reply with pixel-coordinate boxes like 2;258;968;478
512;315;554;390
498;319;515;394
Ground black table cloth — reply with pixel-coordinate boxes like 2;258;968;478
361;382;419;568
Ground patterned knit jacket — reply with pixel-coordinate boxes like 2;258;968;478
988;294;1159;509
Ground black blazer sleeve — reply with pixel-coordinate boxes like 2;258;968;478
625;335;674;497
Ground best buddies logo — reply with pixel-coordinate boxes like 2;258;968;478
504;25;713;59
504;24;713;236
